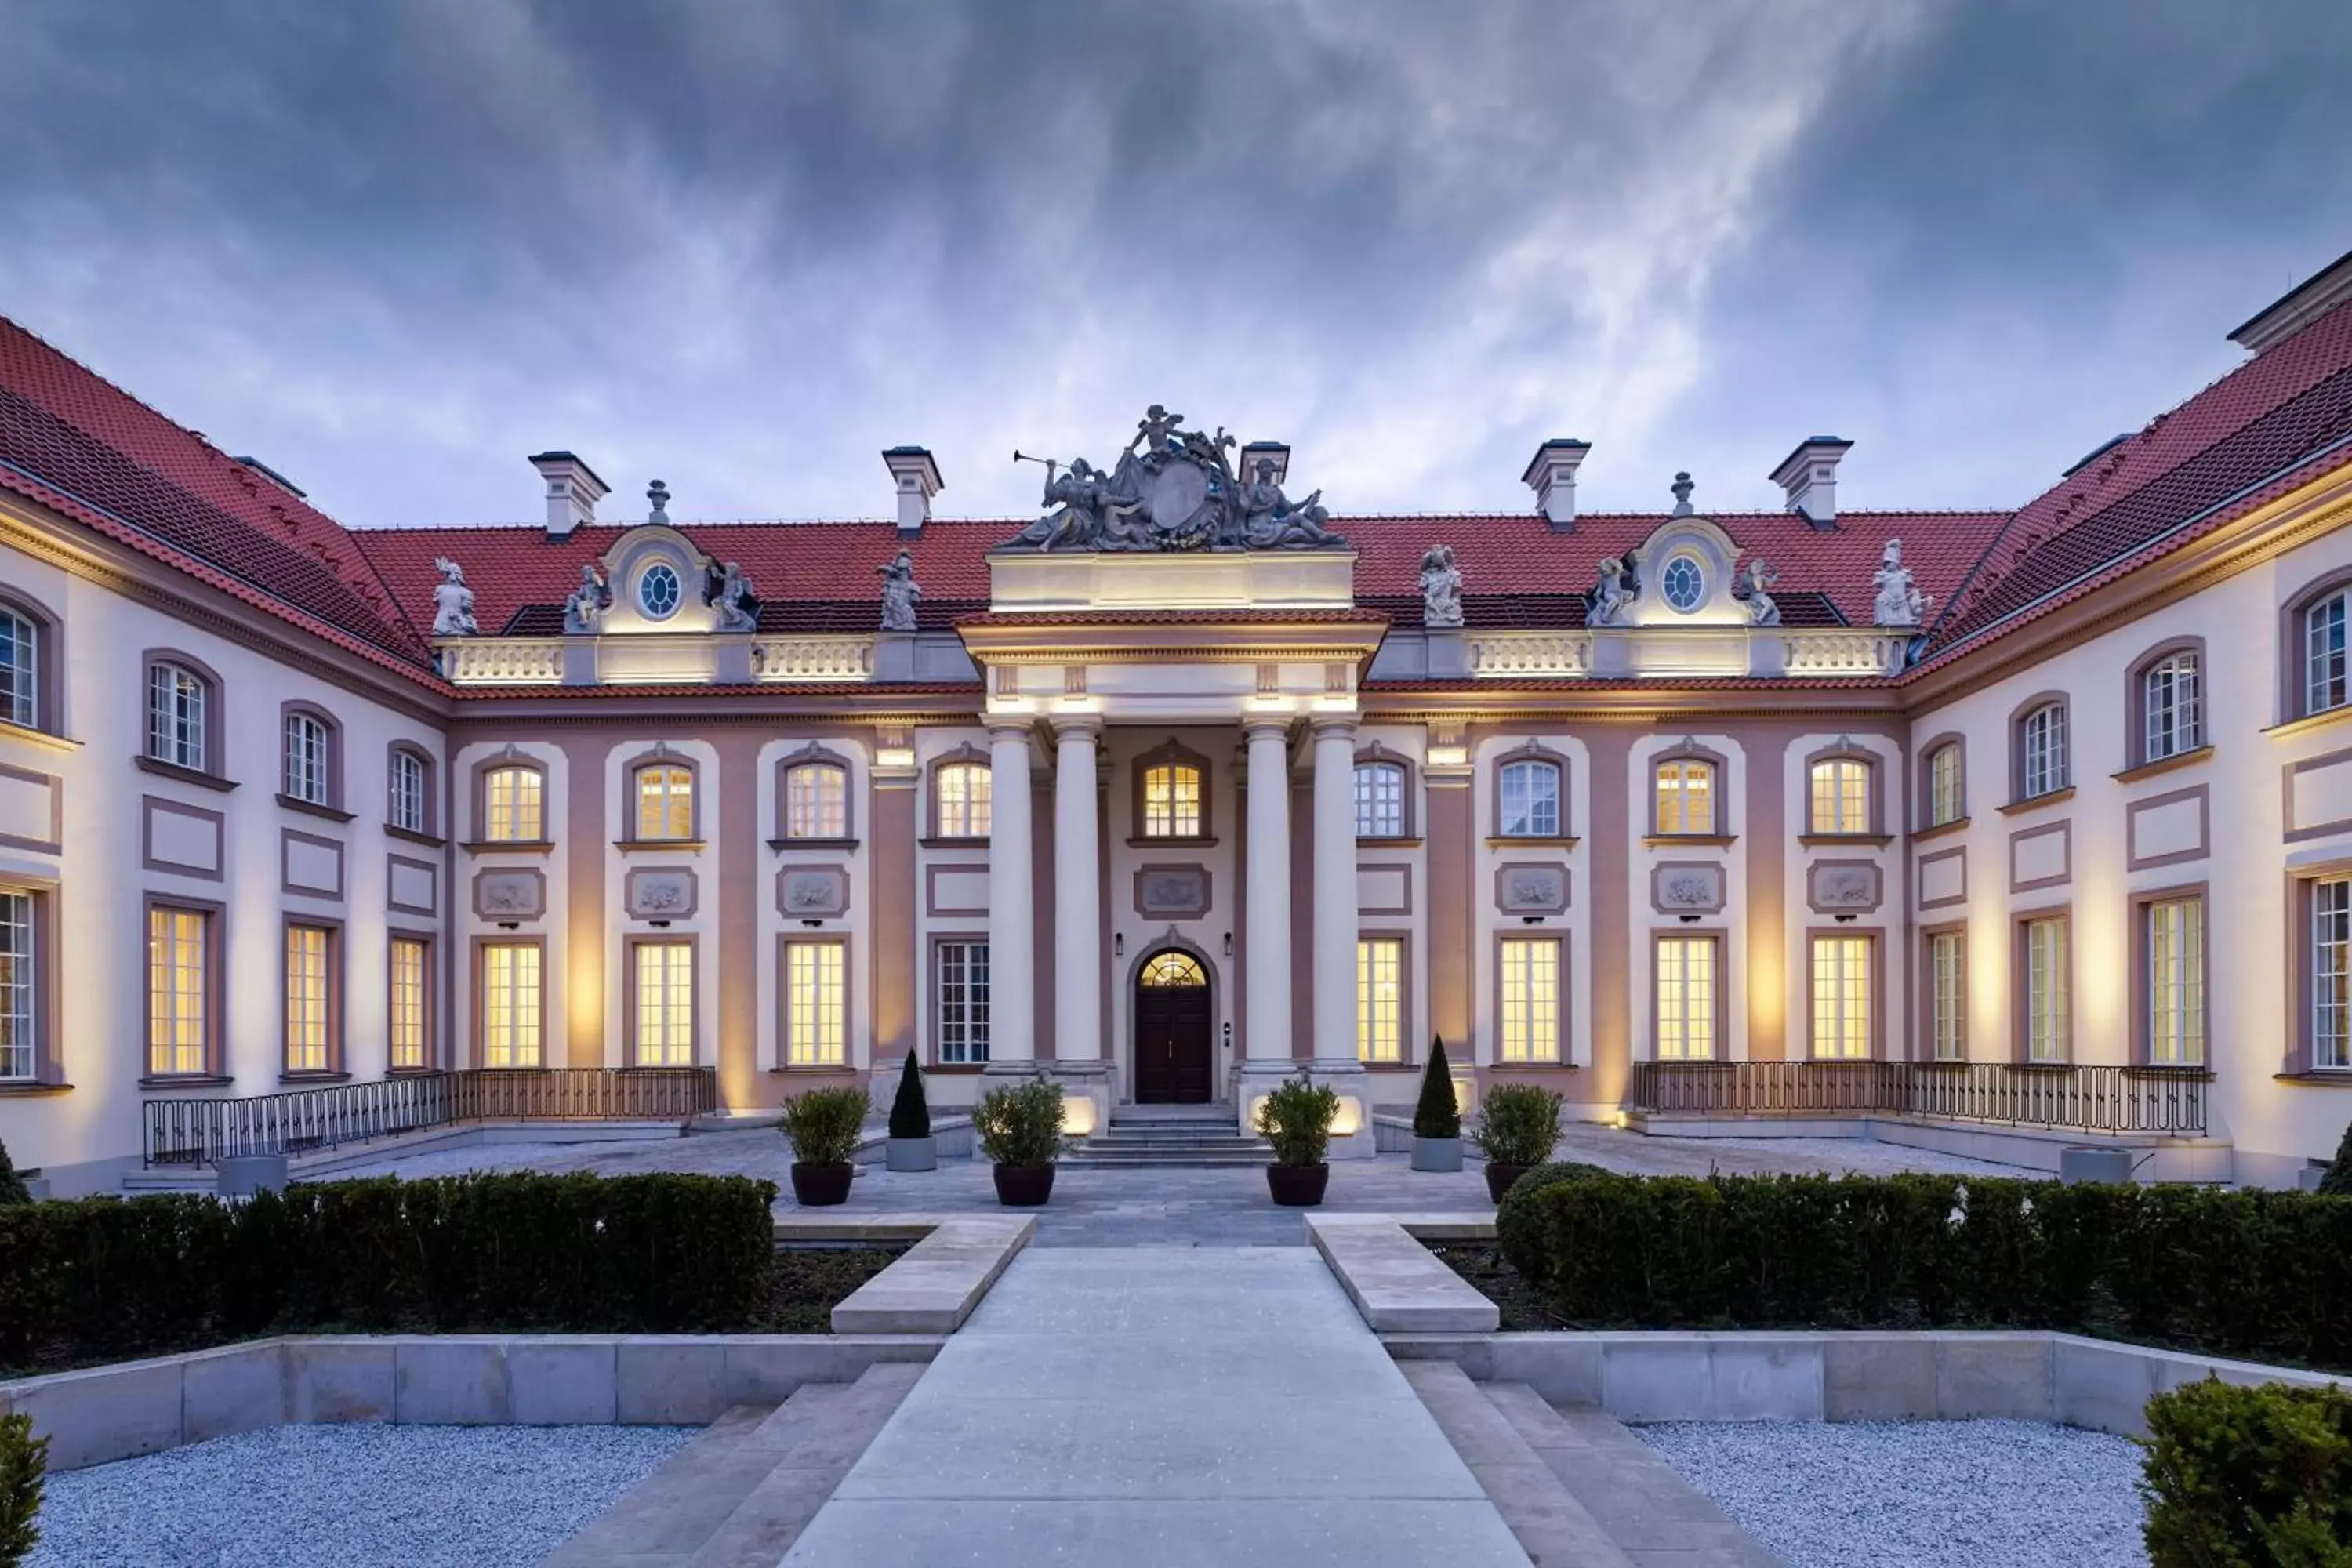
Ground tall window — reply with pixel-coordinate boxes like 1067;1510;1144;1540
0;608;36;729
2023;915;2069;1063
0;891;32;1082
2307;590;2350;716
389;936;430;1070
1654;758;1715;835
1809;935;1872;1060
2315;877;2352;1069
2145;897;2204;1066
147;662;207;769
1142;761;1203;837
1808;758;1871;835
483;764;543;842
2020;703;2069;799
633;942;694;1066
2142;653;2201;764
481;942;542;1068
1497;937;1559;1062
1356;938;1403;1062
1499;758;1561;838
1927;744;1963;827
389;750;428;835
635;764;694;840
283;710;331;805
936;761;991;838
284;924;332;1073
937;940;990;1064
1655;937;1715;1060
784;941;846;1065
147;906;209;1076
1355;762;1405;838
785;762;848;839
1929;930;1965;1062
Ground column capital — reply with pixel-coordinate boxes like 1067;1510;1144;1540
1240;713;1294;739
985;716;1036;742
1049;713;1104;741
1308;714;1359;742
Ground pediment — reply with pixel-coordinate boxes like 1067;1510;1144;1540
1623;514;1750;628
596;524;719;636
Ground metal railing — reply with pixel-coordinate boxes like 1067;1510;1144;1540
1628;1061;2208;1137
142;1067;720;1167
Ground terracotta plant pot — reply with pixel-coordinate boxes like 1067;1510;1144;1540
1410;1136;1463;1173
993;1163;1056;1207
790;1161;854;1207
1266;1163;1330;1207
1484;1162;1530;1204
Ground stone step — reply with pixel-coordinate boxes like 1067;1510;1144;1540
1402;1361;1638;1568
683;1363;925;1568
1062;1149;1272;1167
1106;1103;1236;1123
543;1403;779;1567
1078;1134;1269;1149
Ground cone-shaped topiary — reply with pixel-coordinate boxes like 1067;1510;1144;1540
1414;1037;1461;1139
0;1137;29;1207
887;1049;931;1142
2321;1118;2352;1196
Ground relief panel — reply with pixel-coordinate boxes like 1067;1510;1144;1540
1650;861;1726;916
1806;859;1882;915
776;865;849;919
629;866;702;920
1134;864;1212;920
473;867;547;921
1493;862;1570;916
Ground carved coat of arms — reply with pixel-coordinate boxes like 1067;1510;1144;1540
1005;405;1345;554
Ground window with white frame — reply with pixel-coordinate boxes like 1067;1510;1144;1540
2307;590;2350;717
283;710;332;805
389;750;428;835
785;762;848;840
0;891;33;1082
1929;929;1965;1062
2313;877;2350;1070
2142;653;2201;764
0;607;37;730
785;940;847;1065
937;939;990;1064
1808;757;1871;835
1498;758;1562;838
480;942;542;1068
1355;761;1405;838
1356;937;1403;1062
284;924;332;1073
147;905;209;1076
1142;760;1203;838
1656;936;1715;1060
1928;744;1963;827
483;764;543;842
147;662;206;770
2023;914;2069;1063
2020;704;2068;799
2145;896;2204;1066
1655;757;1715;835
935;760;991;838
389;936;430;1070
1497;937;1559;1062
635;763;694;840
633;942;694;1066
1809;935;1872;1059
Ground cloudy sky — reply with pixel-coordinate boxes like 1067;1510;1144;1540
3;0;2348;529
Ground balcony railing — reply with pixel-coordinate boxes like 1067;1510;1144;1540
1628;1061;2208;1138
142;1067;720;1167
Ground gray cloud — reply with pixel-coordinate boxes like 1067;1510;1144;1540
1;0;2347;530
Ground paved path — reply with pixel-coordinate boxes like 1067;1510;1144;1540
778;1248;1533;1566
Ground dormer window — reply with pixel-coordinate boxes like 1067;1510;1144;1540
1660;555;1704;613
638;562;682;620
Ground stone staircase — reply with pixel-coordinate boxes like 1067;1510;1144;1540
1062;1103;1272;1167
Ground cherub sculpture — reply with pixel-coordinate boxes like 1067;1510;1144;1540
430;557;477;637
1419;544;1464;629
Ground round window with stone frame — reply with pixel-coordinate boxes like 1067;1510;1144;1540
638;562;682;620
1661;554;1705;613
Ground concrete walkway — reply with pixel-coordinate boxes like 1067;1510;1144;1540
779;1247;1532;1566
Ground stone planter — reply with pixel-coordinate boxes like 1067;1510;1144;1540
1266;1163;1330;1207
1484;1162;1530;1204
886;1136;938;1173
993;1163;1056;1207
789;1162;854;1207
1410;1136;1463;1173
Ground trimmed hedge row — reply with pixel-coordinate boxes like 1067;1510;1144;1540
0;1172;777;1373
1495;1165;2352;1370
2141;1378;2352;1566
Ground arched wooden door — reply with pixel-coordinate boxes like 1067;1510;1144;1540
1134;949;1213;1104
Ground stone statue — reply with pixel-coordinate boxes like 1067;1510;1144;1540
1588;553;1637;627
1000;407;1345;554
1127;404;1186;470
430;557;477;637
1871;539;1928;626
877;549;921;632
1240;458;1343;549
647;480;673;525
1419;544;1464;629
1738;556;1781;627
1671;471;1696;517
706;560;759;633
562;562;611;635
1013;457;1149;553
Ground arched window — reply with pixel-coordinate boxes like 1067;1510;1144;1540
482;764;544;842
2140;651;2201;763
2019;702;2069;799
0;603;40;730
2307;588;2350;717
147;662;209;771
282;708;335;806
635;762;695;840
388;746;431;836
1138;949;1207;987
1653;757;1715;836
1926;743;1964;827
1142;759;1204;837
1808;757;1871;836
1354;760;1405;838
1497;756;1563;838
784;760;848;840
935;760;991;839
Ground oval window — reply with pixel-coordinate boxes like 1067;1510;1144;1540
639;563;682;619
1661;556;1704;612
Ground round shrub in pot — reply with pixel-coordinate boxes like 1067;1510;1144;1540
1256;1076;1341;1207
975;1077;1068;1207
1410;1038;1463;1172
884;1049;937;1172
1472;1083;1565;1203
779;1087;869;1206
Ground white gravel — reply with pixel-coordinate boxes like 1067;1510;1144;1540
26;1424;699;1568
1635;1419;2150;1568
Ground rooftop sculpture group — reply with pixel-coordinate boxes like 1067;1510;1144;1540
1006;405;1345;554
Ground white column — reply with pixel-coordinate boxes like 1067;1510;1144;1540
1242;717;1293;1064
1051;717;1102;1065
1311;717;1359;1065
985;720;1036;1069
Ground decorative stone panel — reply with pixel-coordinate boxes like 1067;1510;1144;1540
473;868;546;921
1355;864;1411;916
1494;862;1570;915
1806;860;1882;915
626;866;699;920
1649;861;1726;916
777;865;850;919
1134;864;1211;920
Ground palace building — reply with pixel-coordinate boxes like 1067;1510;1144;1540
5;253;2352;1194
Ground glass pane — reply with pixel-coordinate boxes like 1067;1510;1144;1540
0;891;32;1080
1138;950;1206;988
0;611;35;728
1356;938;1402;1062
637;765;693;840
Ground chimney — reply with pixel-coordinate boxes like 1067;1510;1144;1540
1769;437;1853;528
882;446;943;536
1239;441;1290;486
1520;439;1591;531
528;451;611;539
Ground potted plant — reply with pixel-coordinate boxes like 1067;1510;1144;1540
1255;1076;1341;1207
1472;1083;1564;1203
778;1086;869;1206
1410;1038;1463;1172
975;1077;1067;1207
884;1050;936;1172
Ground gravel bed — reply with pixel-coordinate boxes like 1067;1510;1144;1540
27;1424;699;1568
1635;1419;2149;1568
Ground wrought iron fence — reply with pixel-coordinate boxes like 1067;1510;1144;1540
1627;1061;2207;1137
143;1067;720;1167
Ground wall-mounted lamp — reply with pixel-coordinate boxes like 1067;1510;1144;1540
1221;1022;1233;1054
648;919;671;930
1678;913;1701;924
1222;931;1233;956
1113;932;1125;957
496;920;520;932
1834;913;1857;924
801;918;826;929
1520;915;1544;926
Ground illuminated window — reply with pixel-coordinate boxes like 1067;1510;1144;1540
283;711;332;805
1808;757;1871;835
937;940;990;1064
1355;762;1405;838
389;936;430;1070
2023;915;2069;1063
147;662;207;770
633;942;694;1066
483;765;543;842
1656;937;1715;1060
284;924;332;1073
2307;591;2349;716
2316;878;2352;1069
1498;937;1559;1062
1654;758;1715;835
481;942;542;1068
785;762;848;839
0;608;38;729
147;906;209;1076
2142;654;2201;764
1356;938;1403;1062
1809;935;1871;1060
635;764;694;840
1139;950;1206;987
2146;897;2203;1066
1499;758;1561;837
1928;744;1963;827
936;761;991;838
0;891;33;1082
2020;703;2068;799
1929;930;1965;1062
784;940;846;1065
1142;761;1203;837
389;750;428;834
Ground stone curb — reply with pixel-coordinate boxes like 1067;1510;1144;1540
828;1214;1036;1334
